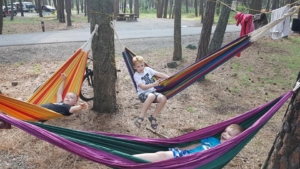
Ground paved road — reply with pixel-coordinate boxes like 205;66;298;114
0;18;241;46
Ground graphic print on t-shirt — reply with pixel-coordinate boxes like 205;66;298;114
141;73;154;85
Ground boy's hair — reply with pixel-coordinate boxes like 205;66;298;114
67;92;79;101
228;124;244;133
132;56;144;66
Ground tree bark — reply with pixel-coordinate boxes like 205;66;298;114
169;0;173;19
90;0;117;113
173;0;182;61
194;0;198;17
134;0;139;17
129;0;133;13
19;0;24;17
199;0;204;23
156;0;163;18
114;0;120;20
58;0;65;23
65;0;72;26
0;0;3;34
195;0;216;61
249;0;262;15
76;0;79;14
272;0;279;10
163;0;168;18
208;0;232;53
262;74;300;169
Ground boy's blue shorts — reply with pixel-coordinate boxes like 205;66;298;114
138;91;162;103
169;148;190;158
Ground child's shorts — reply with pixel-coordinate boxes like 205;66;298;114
138;91;162;103
169;148;190;158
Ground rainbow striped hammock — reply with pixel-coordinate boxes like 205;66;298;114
0;89;297;168
0;25;98;121
122;6;299;99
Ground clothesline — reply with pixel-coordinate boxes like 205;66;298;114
215;0;300;14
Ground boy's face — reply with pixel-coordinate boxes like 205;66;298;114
63;93;77;106
134;61;145;73
220;126;241;143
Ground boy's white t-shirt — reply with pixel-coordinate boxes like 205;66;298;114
134;67;157;95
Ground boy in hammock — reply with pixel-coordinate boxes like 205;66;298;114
133;124;244;162
132;56;169;130
40;73;88;116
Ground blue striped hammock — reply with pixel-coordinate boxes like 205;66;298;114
122;35;251;99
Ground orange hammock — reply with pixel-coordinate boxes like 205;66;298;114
0;25;98;121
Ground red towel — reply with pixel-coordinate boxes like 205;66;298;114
234;12;255;57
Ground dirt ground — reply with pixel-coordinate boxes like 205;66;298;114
0;19;299;169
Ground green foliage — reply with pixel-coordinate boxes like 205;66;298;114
186;107;195;112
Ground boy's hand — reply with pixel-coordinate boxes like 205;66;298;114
80;102;88;110
61;73;67;80
153;80;160;87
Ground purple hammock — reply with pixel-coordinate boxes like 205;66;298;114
0;91;293;169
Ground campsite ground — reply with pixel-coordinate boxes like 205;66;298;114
1;17;300;169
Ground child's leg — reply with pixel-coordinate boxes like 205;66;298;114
133;151;173;162
152;94;167;118
134;93;156;127
139;93;156;118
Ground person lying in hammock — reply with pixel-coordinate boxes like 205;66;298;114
133;124;244;162
40;73;88;116
133;56;169;130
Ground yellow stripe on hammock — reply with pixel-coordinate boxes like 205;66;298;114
27;49;89;105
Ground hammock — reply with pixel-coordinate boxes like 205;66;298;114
0;25;99;121
0;90;295;169
122;6;300;99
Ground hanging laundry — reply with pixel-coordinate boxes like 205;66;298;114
270;5;290;39
234;12;255;36
291;18;300;32
234;12;255;57
253;13;269;30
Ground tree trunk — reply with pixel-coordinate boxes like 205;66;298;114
156;0;163;18
249;0;262;15
262;74;300;169
114;0;120;20
37;0;43;17
199;0;204;23
194;0;198;17
169;0;173;19
195;0;216;61
134;0;139;18
4;0;8;17
76;0;79;14
80;0;83;13
208;0;232;53
129;0;133;13
163;0;168;18
272;0;279;10
19;0;24;17
185;0;188;13
0;0;3;34
10;2;14;20
266;0;271;12
87;0;91;22
123;0;126;13
53;0;57;9
65;0;72;26
58;0;65;23
90;0;117;113
173;0;182;61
